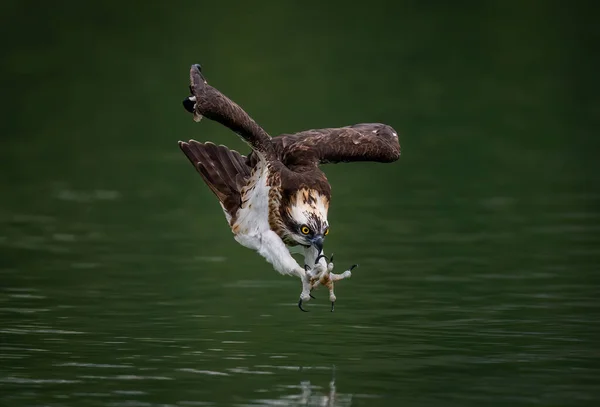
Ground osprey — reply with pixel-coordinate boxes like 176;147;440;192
179;64;400;311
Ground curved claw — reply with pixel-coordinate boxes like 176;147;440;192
315;254;329;264
298;299;309;312
304;264;310;271
350;264;358;271
330;253;334;263
331;302;335;312
309;293;316;299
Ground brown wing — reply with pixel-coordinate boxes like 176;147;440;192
272;123;400;169
178;140;251;219
185;64;276;161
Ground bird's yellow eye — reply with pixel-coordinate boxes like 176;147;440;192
324;228;329;236
301;226;310;235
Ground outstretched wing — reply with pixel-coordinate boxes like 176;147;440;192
273;123;400;168
184;64;276;161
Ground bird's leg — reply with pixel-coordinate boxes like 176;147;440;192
304;252;329;294
297;260;327;312
298;268;313;312
312;253;329;277
321;261;357;312
239;230;314;312
304;263;320;280
326;280;336;312
310;279;321;292
304;264;318;299
321;261;337;312
301;247;359;311
319;254;357;282
329;263;357;282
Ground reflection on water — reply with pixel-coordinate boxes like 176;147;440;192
245;374;355;407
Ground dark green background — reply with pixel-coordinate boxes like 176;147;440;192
1;1;598;406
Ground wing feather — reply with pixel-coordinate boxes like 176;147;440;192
178;140;251;220
186;64;275;161
274;123;400;167
202;142;238;190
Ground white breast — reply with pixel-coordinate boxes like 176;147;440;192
231;162;272;247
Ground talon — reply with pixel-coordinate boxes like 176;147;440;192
304;264;310;271
298;299;309;312
315;254;329;264
310;293;316;299
330;253;334;263
350;264;358;271
331;302;335;312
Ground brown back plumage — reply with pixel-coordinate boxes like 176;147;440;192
178;140;250;218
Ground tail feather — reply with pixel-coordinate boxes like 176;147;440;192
179;140;250;219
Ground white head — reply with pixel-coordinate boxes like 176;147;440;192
282;188;330;252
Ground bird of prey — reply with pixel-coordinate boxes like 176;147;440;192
179;64;400;311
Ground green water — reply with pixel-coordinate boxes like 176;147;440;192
1;2;599;406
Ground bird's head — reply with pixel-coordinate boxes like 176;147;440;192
281;188;330;252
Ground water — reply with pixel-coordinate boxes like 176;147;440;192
1;2;599;406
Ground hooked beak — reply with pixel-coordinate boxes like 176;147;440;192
311;235;324;253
